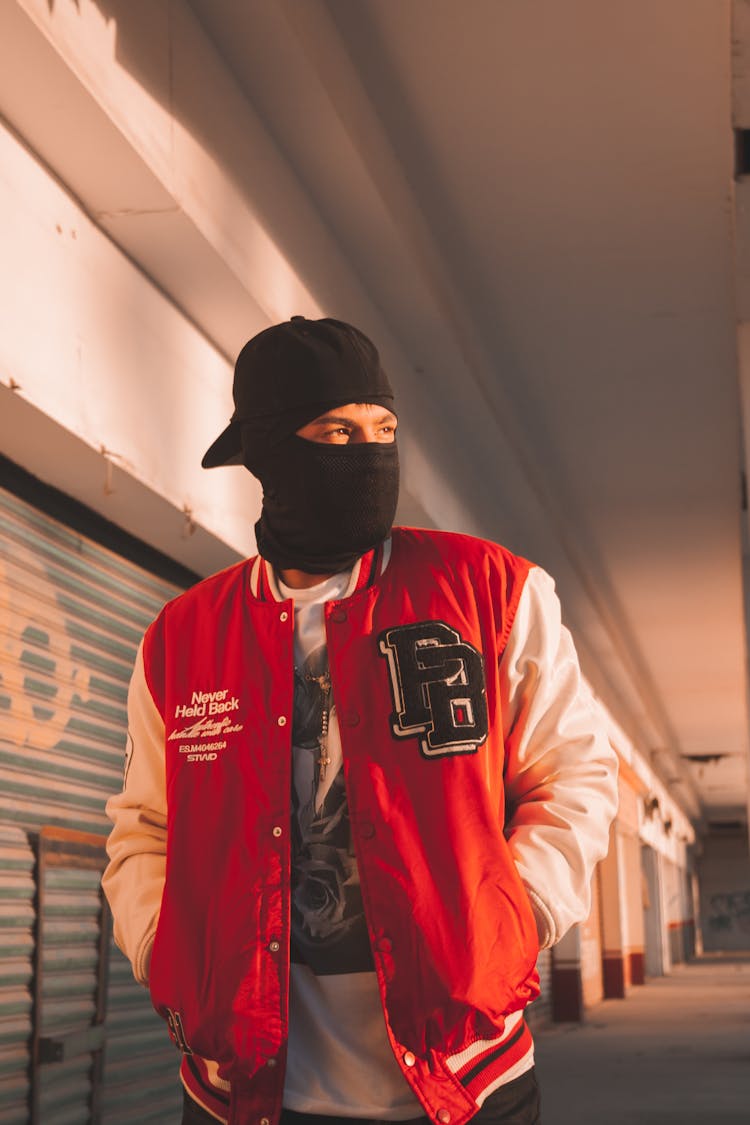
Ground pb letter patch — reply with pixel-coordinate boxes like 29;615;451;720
378;621;488;757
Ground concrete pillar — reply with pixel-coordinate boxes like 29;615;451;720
600;774;647;993
663;857;679;964
622;831;646;985
599;825;628;997
580;867;605;1009
550;865;606;1021
551;927;584;1022
690;869;703;957
664;851;694;965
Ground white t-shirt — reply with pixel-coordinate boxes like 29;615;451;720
271;563;422;1118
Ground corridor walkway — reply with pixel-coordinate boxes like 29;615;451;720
533;954;750;1124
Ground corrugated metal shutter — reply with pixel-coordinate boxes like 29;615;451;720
525;949;552;1030
0;485;184;1123
30;828;112;1125
0;825;35;1124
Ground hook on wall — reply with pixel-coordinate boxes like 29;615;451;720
181;505;197;538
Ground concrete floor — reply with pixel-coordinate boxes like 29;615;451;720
533;954;750;1125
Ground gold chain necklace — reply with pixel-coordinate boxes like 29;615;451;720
304;669;332;781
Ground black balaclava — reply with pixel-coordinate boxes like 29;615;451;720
201;316;399;573
251;434;399;574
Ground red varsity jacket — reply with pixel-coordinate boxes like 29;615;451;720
144;528;541;1125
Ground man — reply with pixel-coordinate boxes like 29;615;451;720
103;316;618;1125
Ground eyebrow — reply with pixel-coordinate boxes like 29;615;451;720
312;410;397;427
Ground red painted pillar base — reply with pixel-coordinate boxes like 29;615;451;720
602;954;626;998
551;966;583;1022
629;950;645;985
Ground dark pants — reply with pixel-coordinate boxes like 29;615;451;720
182;1067;541;1125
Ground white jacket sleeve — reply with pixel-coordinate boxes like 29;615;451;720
501;566;619;949
102;640;166;985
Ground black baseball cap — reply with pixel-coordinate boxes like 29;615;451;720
202;316;395;468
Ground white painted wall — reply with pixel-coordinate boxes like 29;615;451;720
0;120;262;572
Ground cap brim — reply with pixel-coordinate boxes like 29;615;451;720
201;420;243;468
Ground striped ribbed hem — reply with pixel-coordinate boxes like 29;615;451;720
180;1054;230;1123
445;1012;534;1104
180;1013;533;1121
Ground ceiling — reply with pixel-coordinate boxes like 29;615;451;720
4;0;748;831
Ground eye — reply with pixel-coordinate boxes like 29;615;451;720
322;425;353;441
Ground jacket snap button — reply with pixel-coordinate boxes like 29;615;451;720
437;1112;451;1124
266;1057;277;1068
260;1118;270;1125
403;1050;416;1067
280;611;289;622
330;607;347;623
268;940;280;953
272;826;283;838
277;715;287;727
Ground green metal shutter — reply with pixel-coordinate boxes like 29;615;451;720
0;485;186;1123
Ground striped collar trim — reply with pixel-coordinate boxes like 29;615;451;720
249;540;389;602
